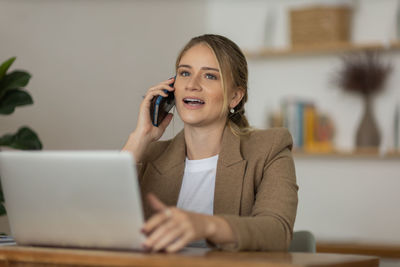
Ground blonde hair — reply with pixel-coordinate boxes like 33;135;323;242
175;34;252;136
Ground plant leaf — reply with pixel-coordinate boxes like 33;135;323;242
0;178;5;216
0;89;33;115
0;71;31;98
0;57;16;80
0;203;6;216
0;126;42;150
0;181;4;203
0;178;4;216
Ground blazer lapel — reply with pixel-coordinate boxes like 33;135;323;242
142;128;247;217
141;131;186;218
214;127;247;215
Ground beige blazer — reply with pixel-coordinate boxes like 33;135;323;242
137;127;298;251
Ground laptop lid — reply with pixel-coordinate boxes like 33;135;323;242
0;150;145;250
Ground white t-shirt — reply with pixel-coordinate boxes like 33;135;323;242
176;154;218;215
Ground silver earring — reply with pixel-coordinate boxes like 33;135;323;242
230;108;235;114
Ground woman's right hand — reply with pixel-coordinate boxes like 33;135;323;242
122;77;175;163
136;77;175;141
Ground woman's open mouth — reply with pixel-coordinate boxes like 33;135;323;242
183;97;205;109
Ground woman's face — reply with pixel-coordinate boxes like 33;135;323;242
174;44;229;128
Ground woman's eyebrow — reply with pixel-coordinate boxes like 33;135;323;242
202;67;219;72
177;65;219;72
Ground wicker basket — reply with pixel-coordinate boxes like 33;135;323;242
290;5;352;47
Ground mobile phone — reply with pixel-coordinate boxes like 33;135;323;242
150;77;175;127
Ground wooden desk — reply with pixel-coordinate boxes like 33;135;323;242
317;242;400;259
0;246;379;267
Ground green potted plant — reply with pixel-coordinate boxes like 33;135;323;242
0;57;42;215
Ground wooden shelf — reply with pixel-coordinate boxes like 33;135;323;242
243;41;400;58
293;150;400;159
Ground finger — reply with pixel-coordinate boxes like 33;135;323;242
142;195;169;234
158;113;173;131
147;193;167;212
143;219;176;248
165;232;193;253
148;87;171;95
142;212;167;235
162;76;175;85
142;88;171;107
145;221;183;251
140;90;169;113
152;227;184;252
143;89;168;103
149;83;175;93
149;87;171;95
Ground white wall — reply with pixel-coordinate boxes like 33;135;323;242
295;156;400;244
0;0;206;234
206;0;400;152
206;0;400;250
0;0;205;150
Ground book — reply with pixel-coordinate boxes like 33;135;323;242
272;97;335;153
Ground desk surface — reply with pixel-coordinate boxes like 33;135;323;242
0;246;379;267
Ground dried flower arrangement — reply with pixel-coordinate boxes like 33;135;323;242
334;51;393;149
336;51;392;96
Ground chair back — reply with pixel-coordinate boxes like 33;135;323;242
289;230;316;253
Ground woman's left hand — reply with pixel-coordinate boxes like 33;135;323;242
141;193;214;253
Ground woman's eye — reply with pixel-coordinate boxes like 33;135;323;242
205;73;217;80
180;71;190;77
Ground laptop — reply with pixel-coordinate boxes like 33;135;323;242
0;150;145;250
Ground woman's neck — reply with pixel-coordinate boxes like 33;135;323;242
184;123;225;160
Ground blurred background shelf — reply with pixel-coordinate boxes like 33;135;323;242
293;150;400;159
243;41;400;58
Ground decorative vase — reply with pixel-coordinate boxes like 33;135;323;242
356;94;381;149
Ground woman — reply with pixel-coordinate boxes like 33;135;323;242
123;34;298;252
